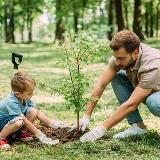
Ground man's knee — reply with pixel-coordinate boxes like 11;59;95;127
146;94;160;117
111;70;127;85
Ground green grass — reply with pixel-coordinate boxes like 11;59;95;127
0;39;160;159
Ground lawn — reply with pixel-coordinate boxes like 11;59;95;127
0;39;160;160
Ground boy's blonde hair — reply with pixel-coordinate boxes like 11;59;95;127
11;72;36;93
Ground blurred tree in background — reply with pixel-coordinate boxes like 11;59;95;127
0;0;159;43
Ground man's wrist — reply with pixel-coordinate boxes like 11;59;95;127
84;112;91;118
101;123;108;130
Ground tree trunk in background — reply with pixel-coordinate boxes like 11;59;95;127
28;19;32;43
4;0;15;43
156;1;160;37
81;0;87;30
55;19;65;42
4;2;8;42
54;0;65;42
149;1;154;37
114;0;125;31
73;0;79;33
145;2;149;37
26;0;33;43
21;15;25;42
133;0;144;40
123;0;129;29
108;0;113;40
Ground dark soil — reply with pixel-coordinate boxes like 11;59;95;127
8;125;87;148
40;125;84;143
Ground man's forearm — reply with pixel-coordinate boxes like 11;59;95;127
85;85;106;117
102;86;152;130
102;101;138;130
85;65;116;117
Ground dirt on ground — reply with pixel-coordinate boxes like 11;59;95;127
39;125;83;143
8;125;87;148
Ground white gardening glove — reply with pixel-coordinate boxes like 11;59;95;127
35;130;59;145
70;114;90;132
50;121;68;129
80;125;106;142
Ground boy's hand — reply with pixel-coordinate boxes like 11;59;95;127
70;114;90;131
35;130;59;145
80;125;106;142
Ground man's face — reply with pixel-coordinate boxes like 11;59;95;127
113;47;138;69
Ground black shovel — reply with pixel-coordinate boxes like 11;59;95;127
12;53;23;70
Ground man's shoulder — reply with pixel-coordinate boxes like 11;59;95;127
139;43;160;68
141;43;160;57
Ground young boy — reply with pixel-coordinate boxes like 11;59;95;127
0;72;66;149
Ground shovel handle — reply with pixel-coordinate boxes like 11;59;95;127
12;53;23;69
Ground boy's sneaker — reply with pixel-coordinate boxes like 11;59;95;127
113;123;148;139
16;131;33;141
0;139;10;149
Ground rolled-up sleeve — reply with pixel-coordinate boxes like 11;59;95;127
138;67;160;90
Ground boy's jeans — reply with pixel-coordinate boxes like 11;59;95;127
111;70;160;124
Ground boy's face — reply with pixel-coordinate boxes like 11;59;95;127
16;85;35;101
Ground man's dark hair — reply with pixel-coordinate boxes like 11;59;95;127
109;30;140;53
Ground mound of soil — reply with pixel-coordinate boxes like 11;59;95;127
39;125;83;143
8;125;87;147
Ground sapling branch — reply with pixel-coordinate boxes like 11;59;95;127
52;33;108;133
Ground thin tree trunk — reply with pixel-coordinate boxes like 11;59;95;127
123;0;129;29
108;0;113;40
4;2;8;43
73;0;79;33
150;1;154;37
21;15;25;42
4;0;15;43
81;0;87;30
28;19;32;43
156;1;160;37
145;3;149;37
54;0;65;42
26;0;33;43
55;19;65;42
133;0;144;40
27;17;33;43
114;0;125;31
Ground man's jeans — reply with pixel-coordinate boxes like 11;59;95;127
111;70;160;124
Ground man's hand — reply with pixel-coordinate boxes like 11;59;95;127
80;125;106;142
70;114;90;131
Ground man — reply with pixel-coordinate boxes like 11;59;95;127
71;30;160;141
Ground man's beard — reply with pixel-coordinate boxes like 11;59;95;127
124;57;136;69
